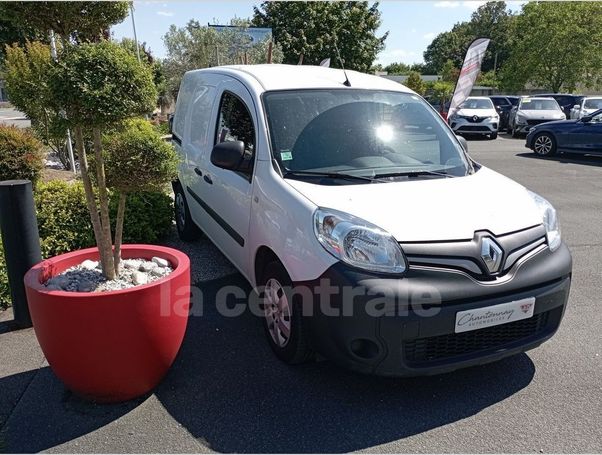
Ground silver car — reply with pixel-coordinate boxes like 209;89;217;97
509;97;566;137
569;97;602;119
448;96;499;140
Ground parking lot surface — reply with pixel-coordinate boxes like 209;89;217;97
0;107;30;128
1;133;601;453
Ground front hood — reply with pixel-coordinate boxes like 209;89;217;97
286;167;542;242
534;119;577;127
520;109;564;120
456;108;496;117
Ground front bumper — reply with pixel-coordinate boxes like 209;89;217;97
450;117;498;135
299;242;572;376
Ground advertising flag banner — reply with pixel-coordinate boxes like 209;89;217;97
447;38;491;119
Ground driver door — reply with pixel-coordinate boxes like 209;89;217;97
195;80;257;272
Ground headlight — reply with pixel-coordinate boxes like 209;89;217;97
314;208;407;274
516;113;527;124
528;191;561;252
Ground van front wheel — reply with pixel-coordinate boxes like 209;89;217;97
174;183;202;241
261;261;313;364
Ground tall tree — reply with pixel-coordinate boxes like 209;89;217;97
0;5;45;60
423;1;514;74
384;62;411;75
0;1;129;44
500;2;602;92
163;20;283;96
252;1;387;72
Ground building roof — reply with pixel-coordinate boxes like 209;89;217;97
187;64;412;93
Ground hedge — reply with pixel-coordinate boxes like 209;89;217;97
0;125;45;186
0;180;173;308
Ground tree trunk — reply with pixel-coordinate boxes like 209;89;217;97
92;128;116;280
74;126;111;276
113;192;127;277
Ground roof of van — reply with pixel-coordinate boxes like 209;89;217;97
189;64;413;93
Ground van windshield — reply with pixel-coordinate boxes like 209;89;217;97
263;89;470;181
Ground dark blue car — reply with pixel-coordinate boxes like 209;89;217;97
525;109;602;157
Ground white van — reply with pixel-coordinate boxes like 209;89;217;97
171;65;572;376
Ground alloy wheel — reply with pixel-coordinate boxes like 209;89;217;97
263;278;292;348
534;134;553;155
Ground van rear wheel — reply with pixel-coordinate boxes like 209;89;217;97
174;182;202;241
260;261;313;364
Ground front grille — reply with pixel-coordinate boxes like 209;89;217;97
459;115;490;123
527;119;550;126
404;311;550;366
457;125;491;132
402;225;547;280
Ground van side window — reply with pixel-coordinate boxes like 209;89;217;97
215;92;255;177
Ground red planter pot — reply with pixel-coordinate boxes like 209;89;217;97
24;245;190;403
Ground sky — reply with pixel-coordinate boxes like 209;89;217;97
112;1;527;66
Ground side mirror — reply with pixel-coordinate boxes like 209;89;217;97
573;104;580;110
211;140;245;170
456;135;468;152
581;115;593;123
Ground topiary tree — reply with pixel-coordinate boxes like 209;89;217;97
97;119;177;274
49;41;157;280
0;125;45;185
3;41;74;169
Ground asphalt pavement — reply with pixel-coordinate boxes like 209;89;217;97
0;133;600;453
0;108;30;128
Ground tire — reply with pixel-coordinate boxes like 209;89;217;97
173;182;202;241
489;132;498;140
260;260;313;364
532;132;557;157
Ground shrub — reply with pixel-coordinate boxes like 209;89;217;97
35;181;173;259
0;125;45;185
0;180;174;308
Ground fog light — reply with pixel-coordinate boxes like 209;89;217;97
350;338;380;360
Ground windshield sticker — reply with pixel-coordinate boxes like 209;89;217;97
280;151;293;161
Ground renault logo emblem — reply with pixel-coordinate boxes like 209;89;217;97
472;115;479;122
481;237;503;274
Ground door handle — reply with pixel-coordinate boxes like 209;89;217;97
194;167;203;177
203;175;213;184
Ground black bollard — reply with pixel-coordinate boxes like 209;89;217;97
0;180;42;328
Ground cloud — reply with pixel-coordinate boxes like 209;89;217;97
377;48;421;66
157;10;174;17
434;1;460;8
423;32;437;40
462;1;487;9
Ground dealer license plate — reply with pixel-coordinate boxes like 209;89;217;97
454;297;536;334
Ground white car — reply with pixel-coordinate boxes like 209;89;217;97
509;97;566;137
171;65;572;376
448;97;499;139
570;96;602;119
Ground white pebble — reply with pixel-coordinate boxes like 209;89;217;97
152;257;169;268
132;271;148;286
150;267;165;277
139;261;158;272
123;260;141;270
81;260;98;270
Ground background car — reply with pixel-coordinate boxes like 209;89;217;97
509;97;566;137
526;108;602;156
448;96;499;139
569;96;602;119
538;93;584;119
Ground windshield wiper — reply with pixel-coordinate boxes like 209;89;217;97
283;170;380;183
373;169;456;179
